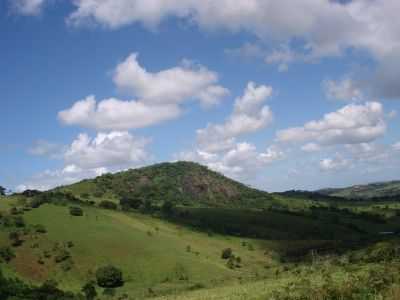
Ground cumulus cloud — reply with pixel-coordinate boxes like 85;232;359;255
18;131;151;191
10;0;46;16
176;82;281;180
64;131;150;170
320;156;350;172
59;54;228;131
114;54;229;107
67;1;400;59
197;82;273;152
393;142;400;151
58;95;180;131
177;143;284;179
277;102;387;146
323;78;363;102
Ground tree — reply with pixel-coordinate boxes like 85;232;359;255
82;281;97;300
0;186;5;196
161;200;175;216
95;265;124;288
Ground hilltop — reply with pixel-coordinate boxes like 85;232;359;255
318;180;400;200
56;161;272;208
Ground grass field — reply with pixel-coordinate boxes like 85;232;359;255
2;189;400;299
0;203;276;298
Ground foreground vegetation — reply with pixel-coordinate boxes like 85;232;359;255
1;162;400;299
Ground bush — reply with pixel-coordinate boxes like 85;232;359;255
221;248;233;259
82;281;97;300
54;249;70;263
14;216;25;227
69;206;83;216
9;231;23;247
99;201;117;210
120;197;143;210
96;265;124;288
0;246;15;262
34;224;47;233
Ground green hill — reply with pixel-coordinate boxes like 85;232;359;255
56;161;272;208
2;162;400;299
318;180;400;200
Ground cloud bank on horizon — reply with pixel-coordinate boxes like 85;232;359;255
4;0;400;192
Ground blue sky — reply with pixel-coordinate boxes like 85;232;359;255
1;0;400;192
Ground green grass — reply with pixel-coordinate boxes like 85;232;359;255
3;203;274;298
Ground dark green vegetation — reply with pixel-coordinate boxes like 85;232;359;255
319;180;400;200
57;161;272;208
1;161;400;299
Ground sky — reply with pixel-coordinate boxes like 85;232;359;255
1;0;400;192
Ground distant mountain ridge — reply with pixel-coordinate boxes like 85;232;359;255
318;180;400;200
57;161;272;207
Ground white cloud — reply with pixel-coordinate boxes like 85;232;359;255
319;156;350;172
114;53;229;107
197;82;273;152
59;54;228;131
177;143;283;179
277;102;386;146
18;131;151;191
301;143;321;152
176;82;281;180
393;142;400;151
10;0;46;16
58;95;180;131
16;166;108;192
65;131;150;170
67;1;400;60
323;78;363;102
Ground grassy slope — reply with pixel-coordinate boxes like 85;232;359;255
319;181;400;199
0;203;274;298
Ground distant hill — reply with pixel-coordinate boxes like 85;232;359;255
318;180;400;200
57;161;272;208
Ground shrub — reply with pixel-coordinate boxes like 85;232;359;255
54;249;70;263
34;224;47;234
99;201;117;210
227;256;236;269
10;207;20;215
120;197;143;210
9;231;23;247
221;248;233;259
69;206;83;216
61;259;74;272
0;247;15;262
96;265;124;288
82;281;97;300
14;216;25;227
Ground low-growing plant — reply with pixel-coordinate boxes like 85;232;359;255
0;246;15;262
99;200;117;210
96;265;124;288
221;248;233;259
69;206;83;216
